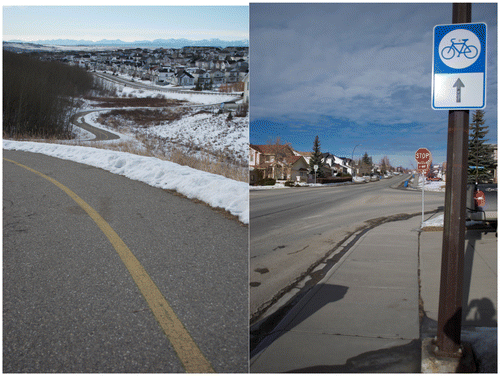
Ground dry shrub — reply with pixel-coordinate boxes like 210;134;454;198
85;96;186;107
97;108;187;128
167;145;247;183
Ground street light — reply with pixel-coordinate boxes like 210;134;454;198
351;144;362;160
351;144;361;175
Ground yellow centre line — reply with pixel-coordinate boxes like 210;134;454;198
4;158;215;373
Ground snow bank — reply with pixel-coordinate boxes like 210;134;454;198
422;214;444;228
3;140;248;224
410;175;446;192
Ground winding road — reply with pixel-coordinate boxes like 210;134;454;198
70;111;120;141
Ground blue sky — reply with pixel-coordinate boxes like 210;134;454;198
250;3;497;169
3;6;249;42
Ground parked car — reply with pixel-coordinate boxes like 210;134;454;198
466;183;497;223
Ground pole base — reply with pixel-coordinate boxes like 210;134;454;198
421;338;477;373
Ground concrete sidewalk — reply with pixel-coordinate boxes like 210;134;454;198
250;215;497;373
420;222;497;373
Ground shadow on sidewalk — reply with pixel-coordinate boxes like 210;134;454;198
420;228;497;372
285;339;422;373
463;228;497;327
282;283;349;330
251;284;348;356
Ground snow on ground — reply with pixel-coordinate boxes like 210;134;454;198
422;213;487;229
3;140;248;224
75;81;248;162
97;72;240;105
408;174;446;192
250;181;352;190
142;111;248;163
4;77;249;223
422;214;444;228
118;85;239;105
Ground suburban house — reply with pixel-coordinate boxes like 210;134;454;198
211;70;226;86
157;67;176;85
249;144;309;184
322;153;354;175
174;70;195;86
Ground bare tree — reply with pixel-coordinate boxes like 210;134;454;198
380;156;391;174
266;137;294;180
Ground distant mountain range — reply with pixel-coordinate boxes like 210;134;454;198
4;38;248;49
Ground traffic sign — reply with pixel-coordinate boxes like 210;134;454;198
432;23;487;110
415;148;432;163
417;163;430;173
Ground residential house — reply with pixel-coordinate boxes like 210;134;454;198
174;70;195;86
322;153;354;176
211;70;226;86
157;67;175;85
249;144;309;184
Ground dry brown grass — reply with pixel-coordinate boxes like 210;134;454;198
167;145;248;182
97;108;188;128
84;96;187;107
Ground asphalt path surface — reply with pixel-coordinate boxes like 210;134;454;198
70;111;120;141
3;150;248;373
250;175;445;321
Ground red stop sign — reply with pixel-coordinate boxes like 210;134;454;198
415;148;431;163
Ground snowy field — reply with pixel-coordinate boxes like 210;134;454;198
4;79;249;223
79;84;248;163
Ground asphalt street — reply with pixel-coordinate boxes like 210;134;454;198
250;175;445;322
3;150;248;373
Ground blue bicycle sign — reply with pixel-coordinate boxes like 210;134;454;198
432;23;487;110
441;38;478;60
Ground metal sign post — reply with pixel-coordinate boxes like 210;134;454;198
421;173;425;226
415;148;432;227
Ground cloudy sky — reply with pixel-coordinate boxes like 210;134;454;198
3;6;249;42
250;3;497;169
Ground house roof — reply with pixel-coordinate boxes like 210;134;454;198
284;155;304;165
250;144;295;156
296;151;313;157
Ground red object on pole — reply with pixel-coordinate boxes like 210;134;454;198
474;190;486;207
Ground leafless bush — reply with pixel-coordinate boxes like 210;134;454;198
3;51;95;138
96;107;187;128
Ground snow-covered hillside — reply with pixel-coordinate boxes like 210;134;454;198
4;78;249;223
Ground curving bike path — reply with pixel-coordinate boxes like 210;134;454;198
70;111;121;141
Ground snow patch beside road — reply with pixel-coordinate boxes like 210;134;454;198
3;140;248;224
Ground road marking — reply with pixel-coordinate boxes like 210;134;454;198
4;158;215;373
